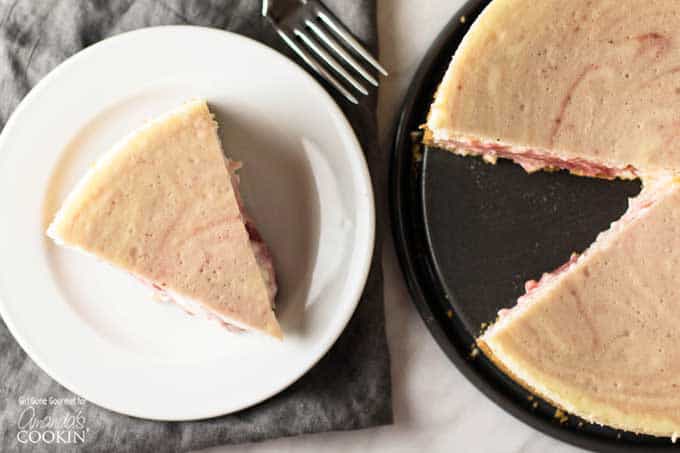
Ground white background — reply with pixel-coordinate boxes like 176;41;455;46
206;1;585;452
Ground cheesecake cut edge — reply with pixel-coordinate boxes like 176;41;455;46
477;178;680;438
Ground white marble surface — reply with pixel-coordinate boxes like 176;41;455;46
204;1;586;452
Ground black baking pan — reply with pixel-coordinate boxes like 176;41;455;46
388;0;679;451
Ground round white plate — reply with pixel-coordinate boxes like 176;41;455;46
0;26;374;420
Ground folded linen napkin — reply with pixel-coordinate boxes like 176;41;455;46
0;1;391;451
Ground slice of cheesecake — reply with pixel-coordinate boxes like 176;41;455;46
479;178;680;437
47;100;282;339
426;0;680;179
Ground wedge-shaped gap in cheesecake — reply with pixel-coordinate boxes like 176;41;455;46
421;148;642;334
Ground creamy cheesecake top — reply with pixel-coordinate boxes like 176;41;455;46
428;0;680;177
480;178;680;437
48;100;282;339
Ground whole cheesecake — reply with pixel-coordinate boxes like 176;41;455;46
426;0;680;439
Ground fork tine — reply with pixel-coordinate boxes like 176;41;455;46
274;27;358;104
294;28;369;95
305;19;378;87
316;10;388;76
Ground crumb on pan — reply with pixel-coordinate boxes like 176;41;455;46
554;409;569;424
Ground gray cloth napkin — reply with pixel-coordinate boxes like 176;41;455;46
0;1;391;451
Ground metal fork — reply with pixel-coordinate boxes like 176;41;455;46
262;0;388;104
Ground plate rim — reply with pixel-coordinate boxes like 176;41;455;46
0;25;375;421
388;1;677;451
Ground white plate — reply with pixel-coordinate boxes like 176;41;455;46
0;26;374;420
